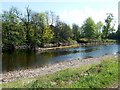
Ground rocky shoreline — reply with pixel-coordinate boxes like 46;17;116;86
1;54;118;83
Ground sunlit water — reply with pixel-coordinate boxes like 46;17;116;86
2;44;120;72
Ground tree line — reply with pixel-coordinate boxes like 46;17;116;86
2;6;120;50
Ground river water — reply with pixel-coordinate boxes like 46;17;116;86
2;44;120;72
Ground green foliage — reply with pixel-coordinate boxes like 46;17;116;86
102;13;114;38
30;12;46;46
43;26;54;43
115;24;120;40
82;17;96;38
54;21;73;42
2;8;26;47
2;7;75;49
2;6;117;50
96;21;103;39
72;24;80;41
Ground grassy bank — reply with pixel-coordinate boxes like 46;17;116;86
2;56;118;88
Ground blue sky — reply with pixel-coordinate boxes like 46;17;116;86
1;1;118;13
1;0;119;29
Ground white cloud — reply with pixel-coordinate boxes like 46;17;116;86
58;7;118;29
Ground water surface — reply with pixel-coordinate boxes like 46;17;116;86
2;44;120;72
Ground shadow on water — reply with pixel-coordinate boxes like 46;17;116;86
2;44;120;72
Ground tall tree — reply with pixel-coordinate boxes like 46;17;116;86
82;17;96;39
96;21;103;39
45;11;56;26
43;26;54;44
115;24;120;40
52;16;60;43
2;7;20;46
102;13;114;38
24;6;32;47
59;22;72;42
54;21;72;42
31;12;46;48
72;24;80;41
13;6;33;48
50;11;55;25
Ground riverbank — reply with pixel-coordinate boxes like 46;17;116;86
37;44;80;51
1;54;118;83
2;39;118;52
29;42;117;52
37;39;118;51
2;43;80;53
1;54;118;88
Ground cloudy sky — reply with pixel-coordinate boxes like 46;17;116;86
1;0;119;29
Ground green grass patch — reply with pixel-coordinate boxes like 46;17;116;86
2;57;118;88
70;58;118;88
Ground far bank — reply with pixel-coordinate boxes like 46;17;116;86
2;39;118;52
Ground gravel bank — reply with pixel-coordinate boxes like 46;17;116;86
1;54;118;83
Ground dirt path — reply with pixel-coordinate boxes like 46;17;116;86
1;54;118;83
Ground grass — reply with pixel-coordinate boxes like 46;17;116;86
2;56;118;88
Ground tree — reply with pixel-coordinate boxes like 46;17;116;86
102;13;114;38
96;21;103;39
2;7;27;51
3;6;118;51
24;6;32;48
55;21;72;42
115;24;120;40
82;17;96;39
52;16;60;43
31;12;55;46
2;7;20;46
43;26;54;43
72;24;80;41
50;11;56;25
12;6;33;48
31;12;46;48
45;11;56;26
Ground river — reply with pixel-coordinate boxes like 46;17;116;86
2;44;120;72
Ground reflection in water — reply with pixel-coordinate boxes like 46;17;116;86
2;50;36;72
2;44;120;72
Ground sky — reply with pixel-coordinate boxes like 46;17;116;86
1;0;119;29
